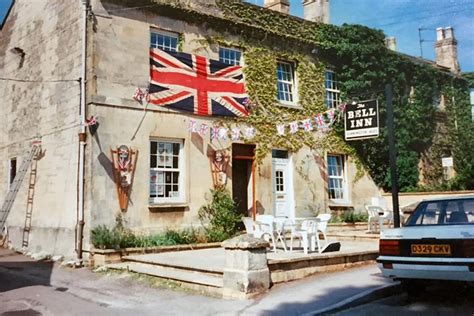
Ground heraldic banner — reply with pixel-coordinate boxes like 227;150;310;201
148;48;249;117
111;145;138;211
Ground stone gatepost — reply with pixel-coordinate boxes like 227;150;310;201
221;235;270;299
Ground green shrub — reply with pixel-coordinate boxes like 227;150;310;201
198;187;240;242
341;212;368;223
90;225;121;249
90;224;205;249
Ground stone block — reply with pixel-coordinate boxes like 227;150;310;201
223;268;270;297
224;249;268;270
92;252;122;268
221;235;270;299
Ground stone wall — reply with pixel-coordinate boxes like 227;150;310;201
0;0;382;257
85;1;380;241
0;0;82;257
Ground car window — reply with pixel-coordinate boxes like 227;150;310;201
412;202;440;225
406;198;474;226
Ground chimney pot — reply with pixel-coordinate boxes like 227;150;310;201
444;26;454;39
385;37;397;51
264;0;290;14
436;27;444;41
435;26;460;74
303;0;330;23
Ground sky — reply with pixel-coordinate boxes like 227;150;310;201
1;0;473;71
250;0;474;72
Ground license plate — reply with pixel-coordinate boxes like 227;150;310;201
411;244;451;255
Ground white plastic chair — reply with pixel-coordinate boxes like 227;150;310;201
242;217;257;236
314;213;332;253
256;215;277;251
289;220;317;254
365;205;391;232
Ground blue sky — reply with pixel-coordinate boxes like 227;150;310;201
1;0;473;71
250;0;474;72
0;0;13;27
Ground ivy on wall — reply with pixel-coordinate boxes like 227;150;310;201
215;0;473;191
105;0;474;191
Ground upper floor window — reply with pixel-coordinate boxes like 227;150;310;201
219;47;242;66
325;71;340;109
277;61;296;105
150;139;184;204
150;30;178;52
327;154;347;201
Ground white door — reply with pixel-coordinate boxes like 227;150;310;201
272;157;294;218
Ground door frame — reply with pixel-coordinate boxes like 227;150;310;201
271;155;295;219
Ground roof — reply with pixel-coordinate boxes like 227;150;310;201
103;0;462;78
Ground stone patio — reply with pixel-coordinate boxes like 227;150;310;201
106;238;379;296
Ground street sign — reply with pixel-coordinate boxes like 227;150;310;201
442;157;453;167
344;99;379;141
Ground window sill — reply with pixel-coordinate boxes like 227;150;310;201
328;200;352;208
148;203;188;212
276;102;302;110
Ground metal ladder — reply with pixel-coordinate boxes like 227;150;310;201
21;150;39;248
0;141;41;233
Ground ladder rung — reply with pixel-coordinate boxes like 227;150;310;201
0;144;39;228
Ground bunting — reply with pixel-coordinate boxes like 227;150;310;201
186;103;346;141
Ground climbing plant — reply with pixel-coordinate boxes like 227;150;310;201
214;0;473;191
107;0;474;190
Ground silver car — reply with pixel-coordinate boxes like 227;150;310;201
377;196;474;287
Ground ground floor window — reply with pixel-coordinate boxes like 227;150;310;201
149;139;184;203
327;154;346;201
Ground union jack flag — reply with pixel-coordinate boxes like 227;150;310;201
149;49;249;117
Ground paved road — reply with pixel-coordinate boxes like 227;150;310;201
334;282;474;315
0;248;393;315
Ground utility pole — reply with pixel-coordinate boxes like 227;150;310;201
385;84;400;228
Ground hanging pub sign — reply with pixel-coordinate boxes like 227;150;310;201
111;145;138;211
344;99;379;141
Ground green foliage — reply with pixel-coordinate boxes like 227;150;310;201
90;225;122;250
164;227;199;245
198;187;241;242
90;216;205;249
215;0;473;190
341;211;368;223
329;211;368;223
108;0;474;191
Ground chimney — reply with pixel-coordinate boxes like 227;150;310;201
435;26;460;73
385;37;397;51
264;0;290;14
302;0;330;23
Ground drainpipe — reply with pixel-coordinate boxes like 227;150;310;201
76;0;89;267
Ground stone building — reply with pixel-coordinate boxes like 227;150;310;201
0;0;469;260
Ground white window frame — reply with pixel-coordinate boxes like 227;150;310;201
150;29;179;52
325;70;340;109
219;47;243;66
327;154;348;202
277;61;297;106
149;138;185;204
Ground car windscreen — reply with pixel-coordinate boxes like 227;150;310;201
405;198;474;226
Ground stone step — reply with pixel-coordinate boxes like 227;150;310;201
106;261;224;288
123;250;224;275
